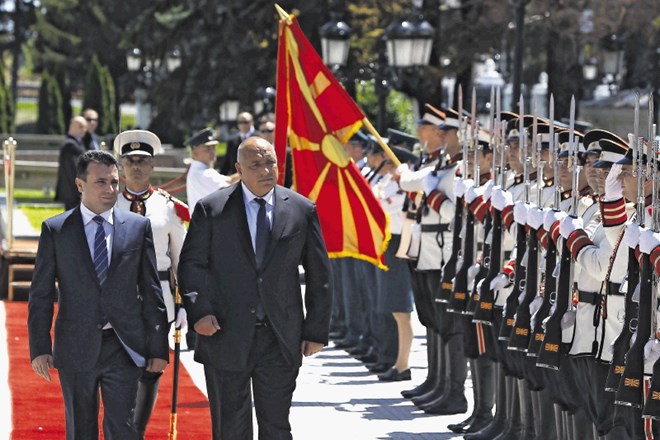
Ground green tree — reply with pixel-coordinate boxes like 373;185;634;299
36;70;64;134
82;55;117;135
101;65;117;134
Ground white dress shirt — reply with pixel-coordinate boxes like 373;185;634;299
241;184;274;252
80;203;114;266
186;160;231;215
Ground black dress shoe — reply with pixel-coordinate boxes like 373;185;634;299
367;363;393;373
328;331;346;340
378;368;411;382
357;352;378;363
401;379;435;399
333;337;359;349
346;343;370;356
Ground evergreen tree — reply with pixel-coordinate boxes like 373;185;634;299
37;71;65;135
0;84;7;134
101;65;117;134
82;55;106;131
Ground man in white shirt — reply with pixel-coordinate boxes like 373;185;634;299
185;128;238;215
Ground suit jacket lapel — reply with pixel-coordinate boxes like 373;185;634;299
108;209;128;279
229;184;258;270
262;187;289;268
70;208;101;288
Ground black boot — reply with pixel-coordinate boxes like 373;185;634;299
491;376;522;440
536;388;558;440
464;363;506;440
423;335;468;415
448;358;479;433
518;380;536;440
553;404;564;440
571;408;594;440
450;355;494;434
133;371;162;439
402;329;438;399
411;332;446;406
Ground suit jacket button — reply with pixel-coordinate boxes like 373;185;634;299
250;308;256;314
257;278;263;284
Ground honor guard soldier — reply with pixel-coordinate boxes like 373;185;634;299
114;130;189;439
558;133;631;439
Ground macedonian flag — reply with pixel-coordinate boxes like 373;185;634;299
274;6;389;269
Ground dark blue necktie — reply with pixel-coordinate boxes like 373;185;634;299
92;216;109;285
254;198;270;268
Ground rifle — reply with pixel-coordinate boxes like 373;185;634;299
643;100;660;417
437;87;466;304
617;91;652;408
498;95;529;341
448;91;479;314
509;128;543;352
537;95;580;370
473;87;505;325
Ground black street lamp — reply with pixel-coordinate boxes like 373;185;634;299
319;13;353;69
126;47;182;128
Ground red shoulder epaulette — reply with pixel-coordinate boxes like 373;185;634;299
157;188;191;222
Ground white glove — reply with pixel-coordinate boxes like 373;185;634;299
396;163;409;175
490;273;510;291
423;173;441;196
454;178;474;198
560;310;576;330
559;215;583;239
465;185;484;204
623;223;641;249
491;188;513;211
175;307;187;329
467;263;481;287
513;201;529;225
544;210;567;232
644;339;660;363
604;164;623;201
639;229;660;254
529;295;543;316
527;207;545;230
483;181;495;201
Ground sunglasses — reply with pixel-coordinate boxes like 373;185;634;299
85;118;98;122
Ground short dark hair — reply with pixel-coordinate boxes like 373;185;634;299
76;150;118;180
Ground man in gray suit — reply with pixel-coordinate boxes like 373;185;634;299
178;136;333;439
29;150;169;440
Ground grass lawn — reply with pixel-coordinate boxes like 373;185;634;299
21;206;64;230
13;188;57;204
15;101;136;132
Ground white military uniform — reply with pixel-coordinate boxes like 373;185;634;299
399;156;458;271
186;159;231;215
116;187;187;322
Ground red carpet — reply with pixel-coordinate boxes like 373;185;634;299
4;300;212;439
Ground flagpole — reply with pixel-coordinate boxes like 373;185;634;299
361;118;402;167
275;4;292;23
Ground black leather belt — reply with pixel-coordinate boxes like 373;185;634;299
578;290;602;305
158;271;170;281
608;282;624;296
420;223;450;233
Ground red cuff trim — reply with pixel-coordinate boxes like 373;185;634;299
567;229;593;260
601;198;627;227
469;196;489;223
407;191;417;202
537;228;548;250
427;190;448;213
651;246;660;277
503;260;516;278
550;221;561;244
502;205;514;231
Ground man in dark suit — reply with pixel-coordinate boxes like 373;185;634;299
82;108;100;150
179;136;332;439
219;111;255;175
55;116;89;210
29;150;169;440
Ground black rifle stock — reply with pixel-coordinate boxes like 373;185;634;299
615;251;652;408
498;223;527;341
536;238;572;370
473;206;503;325
448;205;475;314
605;249;640;391
528;235;557;356
467;213;492;315
508;225;540;351
437;195;464;303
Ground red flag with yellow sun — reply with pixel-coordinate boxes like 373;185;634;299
274;6;389;269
